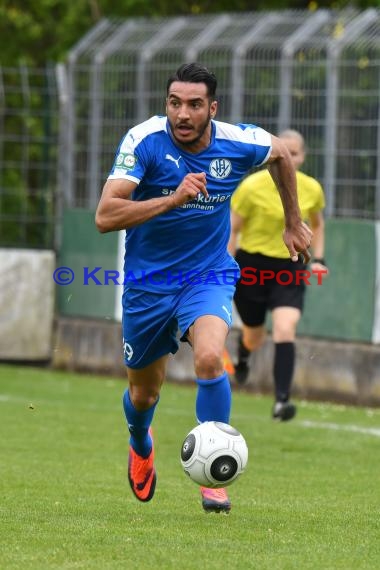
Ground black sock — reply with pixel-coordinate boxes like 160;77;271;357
273;342;295;402
237;334;251;365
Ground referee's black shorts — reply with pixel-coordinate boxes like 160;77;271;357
234;250;307;327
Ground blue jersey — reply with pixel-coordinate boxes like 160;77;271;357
108;116;271;292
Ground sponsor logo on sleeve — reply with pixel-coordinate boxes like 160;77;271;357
116;153;137;170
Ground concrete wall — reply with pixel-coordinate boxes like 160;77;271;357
0;249;55;359
53;317;380;407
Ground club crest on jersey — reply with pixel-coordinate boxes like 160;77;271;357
209;158;232;179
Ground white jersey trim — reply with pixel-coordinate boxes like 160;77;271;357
214;120;272;165
120;115;167;152
108;116;167;180
108;173;141;184
258;146;272;166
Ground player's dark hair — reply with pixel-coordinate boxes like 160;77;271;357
167;62;217;98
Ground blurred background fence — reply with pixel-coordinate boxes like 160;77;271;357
2;8;380;250
0;65;59;248
60;8;380;219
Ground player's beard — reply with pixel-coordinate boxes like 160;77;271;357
168;111;212;150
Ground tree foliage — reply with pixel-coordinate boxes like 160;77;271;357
0;0;378;66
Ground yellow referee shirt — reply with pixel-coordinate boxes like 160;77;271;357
231;169;325;258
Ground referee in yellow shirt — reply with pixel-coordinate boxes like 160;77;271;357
229;129;328;421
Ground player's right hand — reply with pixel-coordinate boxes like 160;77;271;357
170;172;208;207
283;221;313;263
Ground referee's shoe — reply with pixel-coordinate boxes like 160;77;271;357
234;334;251;385
272;401;297;422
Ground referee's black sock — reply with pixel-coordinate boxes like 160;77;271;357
273;342;295;402
237;333;251;364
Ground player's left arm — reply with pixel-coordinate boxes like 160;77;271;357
266;135;312;263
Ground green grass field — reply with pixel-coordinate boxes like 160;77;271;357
1;364;379;570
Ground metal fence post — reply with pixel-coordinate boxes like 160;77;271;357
376;54;380;219
278;10;330;133
65;19;112;208
137;18;187;124
87;21;137;210
184;14;232;62
230;14;281;124
55;63;69;250
325;9;377;217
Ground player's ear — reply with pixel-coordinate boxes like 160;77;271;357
210;100;217;118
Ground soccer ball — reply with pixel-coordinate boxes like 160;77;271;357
180;421;248;488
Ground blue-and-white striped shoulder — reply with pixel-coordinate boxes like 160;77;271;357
214;120;272;166
108;116;167;181
214;120;271;146
120;115;167;152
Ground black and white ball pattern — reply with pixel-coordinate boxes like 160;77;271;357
180;421;248;488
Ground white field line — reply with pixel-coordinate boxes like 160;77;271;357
2;394;380;437
147;406;380;438
300;420;380;438
0;394;11;401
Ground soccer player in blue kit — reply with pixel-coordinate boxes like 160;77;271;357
95;62;312;513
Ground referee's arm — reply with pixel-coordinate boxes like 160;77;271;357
228;210;244;257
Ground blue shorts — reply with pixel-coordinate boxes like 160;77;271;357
121;277;236;369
